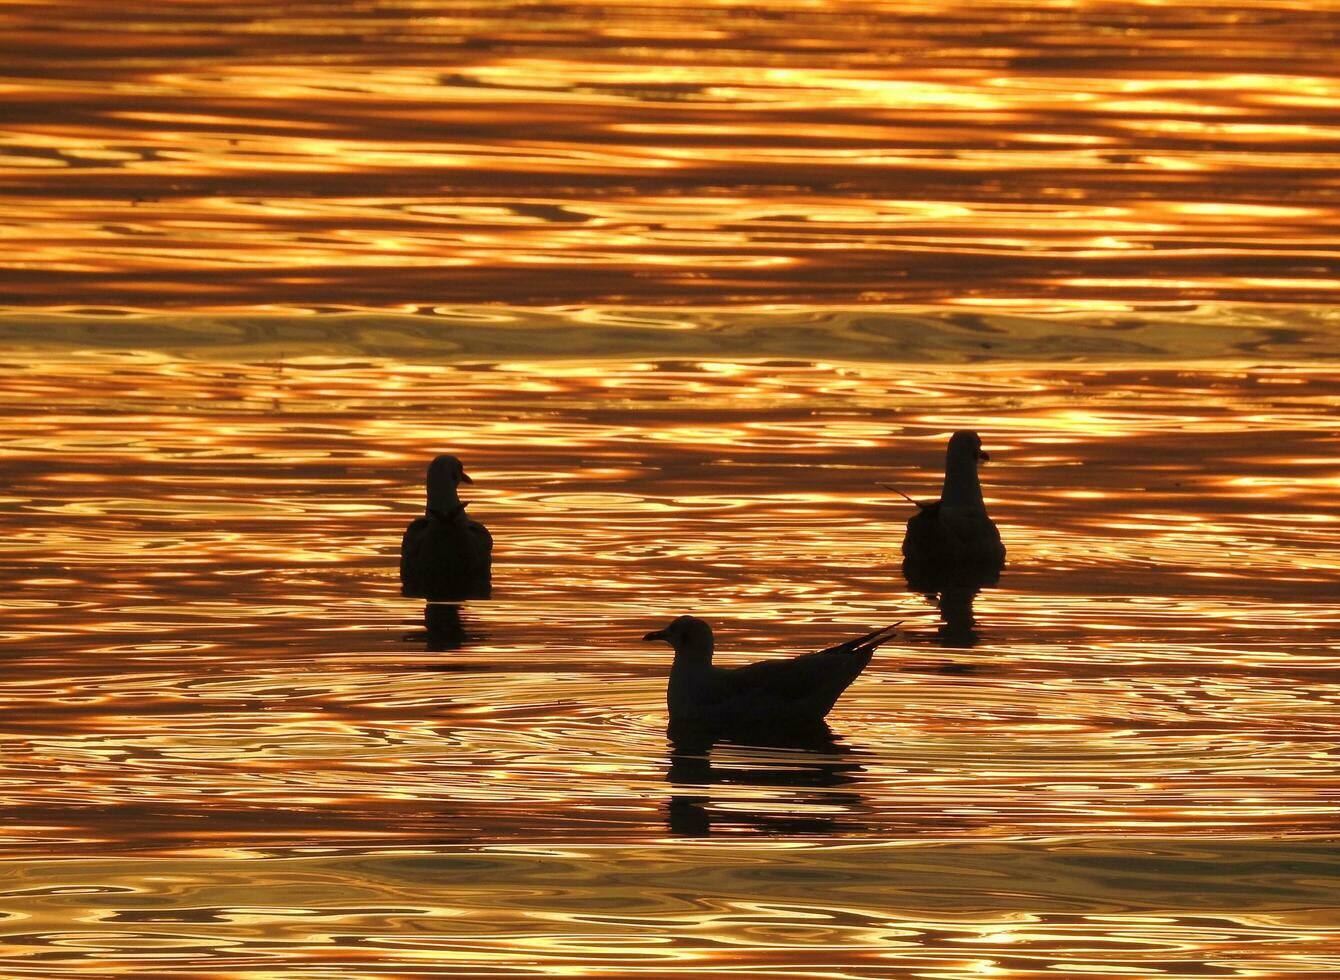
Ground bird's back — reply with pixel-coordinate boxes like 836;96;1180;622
902;503;1003;590
940;505;1003;557
669;626;893;731
901;502;943;562
400;512;492;600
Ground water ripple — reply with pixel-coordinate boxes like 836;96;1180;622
4;1;1340;307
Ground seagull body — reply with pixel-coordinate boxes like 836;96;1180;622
400;455;492;601
644;616;899;732
901;431;1004;588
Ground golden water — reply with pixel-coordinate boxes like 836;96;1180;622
3;1;1340;977
3;0;1340;309
1;316;1338;976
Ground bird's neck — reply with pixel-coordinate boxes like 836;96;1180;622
428;484;461;513
671;643;713;670
941;457;984;508
430;505;467;522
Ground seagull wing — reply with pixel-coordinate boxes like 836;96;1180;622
466;517;494;556
401;514;492;599
716;624;900;703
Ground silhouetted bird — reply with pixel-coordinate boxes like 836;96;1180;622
400;455;492;601
643;616;899;733
901;431;1005;591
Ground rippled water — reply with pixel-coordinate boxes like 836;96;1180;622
0;311;1337;976
5;1;1340;976
4;0;1340;308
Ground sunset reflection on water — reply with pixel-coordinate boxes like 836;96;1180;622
4;0;1340;308
1;314;1338;975
4;0;1340;975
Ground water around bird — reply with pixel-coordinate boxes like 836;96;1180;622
4;0;1340;972
0;310;1337;977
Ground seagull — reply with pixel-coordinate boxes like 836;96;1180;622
643;616;900;732
900;431;1005;590
400;454;492;601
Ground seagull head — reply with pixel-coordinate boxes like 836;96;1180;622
948;430;989;464
426;454;474;512
643;615;714;663
428;454;473;489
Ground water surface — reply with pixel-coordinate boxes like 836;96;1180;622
1;312;1338;976
4;0;1340;975
3;0;1339;308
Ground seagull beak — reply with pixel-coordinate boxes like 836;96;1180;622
459;469;474;484
643;627;668;642
977;450;990;462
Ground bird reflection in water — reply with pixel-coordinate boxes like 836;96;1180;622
666;723;868;836
402;603;484;653
904;575;997;651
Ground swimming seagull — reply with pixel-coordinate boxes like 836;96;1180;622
643;616;900;732
900;431;1005;590
400;454;493;601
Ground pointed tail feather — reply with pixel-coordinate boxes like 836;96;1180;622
817;622;902;658
881;484;934;510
